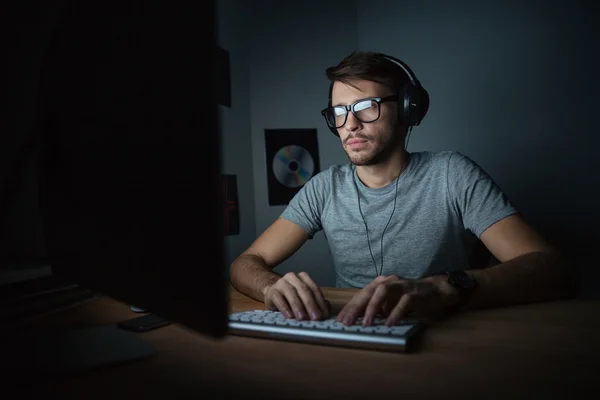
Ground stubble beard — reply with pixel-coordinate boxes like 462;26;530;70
345;125;405;166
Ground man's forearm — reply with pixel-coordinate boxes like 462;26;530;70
230;254;281;302
464;251;578;310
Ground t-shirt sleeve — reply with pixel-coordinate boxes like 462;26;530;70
447;152;518;238
280;172;328;238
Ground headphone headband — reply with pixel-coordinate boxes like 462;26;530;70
382;55;421;88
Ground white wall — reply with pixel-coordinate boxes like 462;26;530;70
246;0;358;285
356;0;599;296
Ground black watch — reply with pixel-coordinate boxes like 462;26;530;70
445;270;477;308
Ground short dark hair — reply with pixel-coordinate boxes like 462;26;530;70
325;51;411;95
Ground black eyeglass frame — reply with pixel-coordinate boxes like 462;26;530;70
320;95;398;129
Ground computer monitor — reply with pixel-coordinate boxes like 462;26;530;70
2;1;228;338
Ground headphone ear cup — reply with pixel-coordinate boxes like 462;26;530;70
397;84;411;126
416;87;430;126
401;84;429;126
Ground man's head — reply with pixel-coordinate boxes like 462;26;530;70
321;51;428;166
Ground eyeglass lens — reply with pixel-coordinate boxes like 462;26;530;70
325;99;380;128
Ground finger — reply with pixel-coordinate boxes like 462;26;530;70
284;273;321;320
268;290;293;319
380;299;392;316
337;279;382;325
337;286;374;324
337;288;374;325
277;273;308;321
386;294;412;326
297;272;329;319
337;293;369;325
363;283;397;326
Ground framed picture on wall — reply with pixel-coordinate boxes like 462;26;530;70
264;128;320;206
222;174;239;235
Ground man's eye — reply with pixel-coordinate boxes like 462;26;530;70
334;107;346;116
354;100;373;112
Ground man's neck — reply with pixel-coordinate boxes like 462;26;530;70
355;150;410;189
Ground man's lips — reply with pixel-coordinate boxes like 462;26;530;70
346;138;368;148
347;138;367;145
346;138;368;149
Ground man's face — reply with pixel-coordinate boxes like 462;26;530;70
331;79;403;166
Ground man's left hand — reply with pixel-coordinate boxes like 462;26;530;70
337;275;459;326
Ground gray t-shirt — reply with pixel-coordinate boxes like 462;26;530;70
280;151;518;288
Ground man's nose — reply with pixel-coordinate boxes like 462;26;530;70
344;112;361;132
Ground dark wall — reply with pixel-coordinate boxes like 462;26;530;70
357;0;600;298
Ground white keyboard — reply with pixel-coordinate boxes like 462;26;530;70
228;310;424;352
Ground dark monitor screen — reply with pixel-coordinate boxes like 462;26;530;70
2;1;227;338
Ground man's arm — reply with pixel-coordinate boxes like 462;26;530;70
339;213;578;326
230;253;281;302
450;213;578;309
442;153;578;308
230;218;330;320
229;217;309;302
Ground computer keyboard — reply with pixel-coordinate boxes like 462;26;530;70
228;310;424;352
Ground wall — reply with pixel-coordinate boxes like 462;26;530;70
216;0;257;268
356;0;599;296
236;1;599;295
246;1;358;285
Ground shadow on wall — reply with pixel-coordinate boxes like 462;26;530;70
481;130;598;300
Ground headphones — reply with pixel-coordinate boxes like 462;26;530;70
325;54;430;137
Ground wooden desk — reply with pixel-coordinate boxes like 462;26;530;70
4;287;600;399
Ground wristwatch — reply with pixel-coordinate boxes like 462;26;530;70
445;270;477;308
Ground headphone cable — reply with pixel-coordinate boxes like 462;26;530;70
354;160;404;277
405;126;413;150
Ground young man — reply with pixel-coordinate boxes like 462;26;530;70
230;51;576;327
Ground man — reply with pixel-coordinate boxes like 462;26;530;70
230;50;576;327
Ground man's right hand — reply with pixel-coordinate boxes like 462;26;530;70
263;271;329;321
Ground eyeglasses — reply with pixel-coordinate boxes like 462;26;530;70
321;95;398;129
